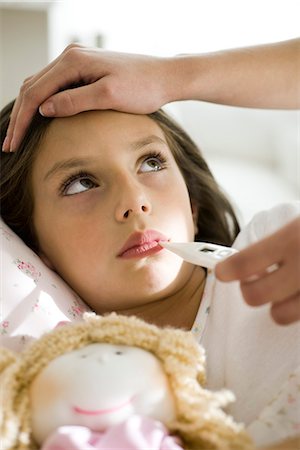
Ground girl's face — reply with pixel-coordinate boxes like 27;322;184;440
32;111;197;313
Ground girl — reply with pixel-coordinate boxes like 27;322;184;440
3;38;300;326
0;100;299;449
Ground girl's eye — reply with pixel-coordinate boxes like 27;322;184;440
139;152;167;173
61;172;98;196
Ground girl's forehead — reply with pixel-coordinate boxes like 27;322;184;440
35;111;168;166
32;110;171;184
46;110;164;141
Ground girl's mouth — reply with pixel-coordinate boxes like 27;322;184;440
119;240;163;259
118;229;168;259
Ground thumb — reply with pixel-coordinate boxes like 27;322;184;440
39;82;111;117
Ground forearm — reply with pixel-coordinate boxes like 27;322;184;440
165;38;300;109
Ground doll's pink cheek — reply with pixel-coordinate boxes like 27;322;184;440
30;376;65;409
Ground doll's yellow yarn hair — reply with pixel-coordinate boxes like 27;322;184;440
0;313;253;450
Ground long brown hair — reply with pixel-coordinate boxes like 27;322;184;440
0;100;51;251
150;110;240;245
0;101;239;252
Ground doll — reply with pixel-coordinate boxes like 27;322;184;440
0;313;253;450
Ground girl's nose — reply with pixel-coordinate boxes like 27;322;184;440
115;179;152;222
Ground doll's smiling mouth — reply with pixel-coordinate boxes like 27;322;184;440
73;398;133;416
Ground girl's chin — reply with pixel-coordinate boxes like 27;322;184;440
81;263;192;311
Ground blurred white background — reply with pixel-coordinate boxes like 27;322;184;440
0;0;299;224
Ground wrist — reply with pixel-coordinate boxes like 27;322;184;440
161;54;213;104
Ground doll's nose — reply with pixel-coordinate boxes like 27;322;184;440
97;354;110;363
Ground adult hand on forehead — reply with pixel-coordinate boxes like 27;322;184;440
215;217;300;325
4;38;299;153
3;44;170;153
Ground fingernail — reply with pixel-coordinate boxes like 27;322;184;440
2;136;9;152
39;101;55;116
10;138;16;153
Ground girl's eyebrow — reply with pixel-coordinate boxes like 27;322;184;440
43;157;95;182
131;135;167;151
43;134;168;182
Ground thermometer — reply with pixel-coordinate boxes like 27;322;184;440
159;241;237;270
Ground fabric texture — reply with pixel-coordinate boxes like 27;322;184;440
191;202;300;447
41;416;183;450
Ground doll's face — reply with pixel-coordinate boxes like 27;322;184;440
30;343;176;444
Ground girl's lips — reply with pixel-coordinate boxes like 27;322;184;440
118;230;169;259
120;241;163;259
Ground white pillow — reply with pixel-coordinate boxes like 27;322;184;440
0;217;90;352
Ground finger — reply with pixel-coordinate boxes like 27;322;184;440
39;79;115;117
20;43;86;92
2;95;21;151
4;55;67;151
217;218;300;282
10;64;84;152
216;231;285;282
3;75;37;151
7;44;86;151
270;293;300;325
240;261;300;307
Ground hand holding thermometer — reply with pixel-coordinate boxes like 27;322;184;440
159;241;238;270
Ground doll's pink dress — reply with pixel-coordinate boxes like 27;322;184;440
41;415;183;450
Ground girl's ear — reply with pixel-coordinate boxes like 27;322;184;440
191;202;199;236
39;252;56;271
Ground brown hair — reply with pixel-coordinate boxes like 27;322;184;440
0;100;52;251
0;101;239;253
149;110;240;245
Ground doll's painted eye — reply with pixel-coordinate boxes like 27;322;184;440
80;354;88;359
115;351;123;355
